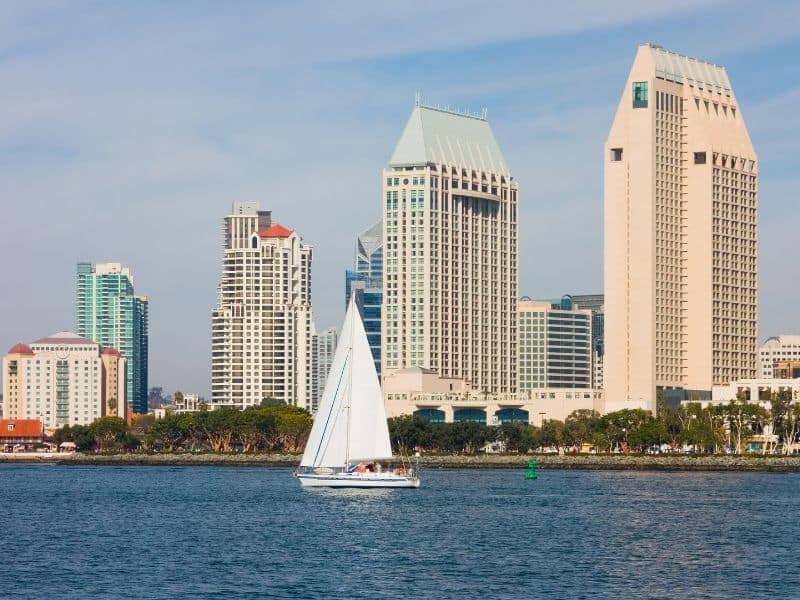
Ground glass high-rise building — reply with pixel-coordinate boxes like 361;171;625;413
75;262;149;413
518;298;592;390
605;44;758;411
570;294;604;389
345;220;383;378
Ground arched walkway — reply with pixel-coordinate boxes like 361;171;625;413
414;408;445;423
495;407;529;424
453;408;486;424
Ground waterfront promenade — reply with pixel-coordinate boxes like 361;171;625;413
4;452;800;471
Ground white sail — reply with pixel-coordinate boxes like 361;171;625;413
300;298;392;468
346;297;393;463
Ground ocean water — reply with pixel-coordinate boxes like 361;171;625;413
0;465;797;599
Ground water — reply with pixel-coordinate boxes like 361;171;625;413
1;465;797;599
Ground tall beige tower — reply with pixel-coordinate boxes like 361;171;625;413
382;101;518;394
604;44;758;411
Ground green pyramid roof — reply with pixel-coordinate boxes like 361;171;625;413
389;105;508;175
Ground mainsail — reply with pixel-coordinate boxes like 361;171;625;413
300;298;392;468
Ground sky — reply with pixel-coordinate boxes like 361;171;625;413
2;0;799;398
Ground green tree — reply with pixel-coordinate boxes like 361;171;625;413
269;406;313;452
146;414;187;452
497;422;534;453
439;421;488;453
196;409;239;452
601;409;652;452
564;409;602;450
765;389;792;454
627;419;667;453
723;398;768;454
782;404;800;454
540;419;565;452
88;417;129;452
52;424;95;452
389;415;436;453
238;407;278;452
260;397;285;407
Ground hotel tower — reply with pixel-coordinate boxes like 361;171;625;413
604;44;758;411
211;203;313;410
382;100;518;394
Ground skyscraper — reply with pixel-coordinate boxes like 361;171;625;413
345;220;383;377
382;100;518;394
311;326;338;412
604;44;758;411
76;262;148;413
517;298;592;391
211;203;313;410
570;294;605;389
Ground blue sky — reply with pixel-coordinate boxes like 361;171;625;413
2;1;798;398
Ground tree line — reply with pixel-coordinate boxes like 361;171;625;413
52;405;313;454
51;394;800;455
390;395;800;455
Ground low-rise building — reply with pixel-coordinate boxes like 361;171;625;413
175;394;203;414
711;379;800;405
2;332;127;428
773;361;800;380
384;367;604;424
0;419;44;451
759;336;800;378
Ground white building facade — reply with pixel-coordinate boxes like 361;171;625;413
211;203;313;410
2;332;126;428
382;100;518;396
759;336;800;378
175;393;203;414
384;367;604;425
711;379;800;405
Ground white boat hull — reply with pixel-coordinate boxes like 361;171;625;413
298;472;420;488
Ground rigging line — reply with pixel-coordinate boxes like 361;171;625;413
311;351;351;467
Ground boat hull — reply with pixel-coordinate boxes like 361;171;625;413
298;473;420;488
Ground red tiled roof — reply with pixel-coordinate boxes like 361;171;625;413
101;347;122;356
7;343;34;355
258;224;293;238
0;419;43;439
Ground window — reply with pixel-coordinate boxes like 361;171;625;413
610;148;623;162
694;152;707;165
632;81;648;108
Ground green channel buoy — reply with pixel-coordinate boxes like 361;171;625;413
526;458;538;480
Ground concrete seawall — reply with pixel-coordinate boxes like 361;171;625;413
3;452;800;472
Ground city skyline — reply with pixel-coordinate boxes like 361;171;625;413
2;2;799;397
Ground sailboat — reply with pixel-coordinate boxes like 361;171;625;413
296;298;420;488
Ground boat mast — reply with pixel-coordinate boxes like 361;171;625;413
344;299;356;470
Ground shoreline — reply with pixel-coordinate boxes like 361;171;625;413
3;453;800;472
